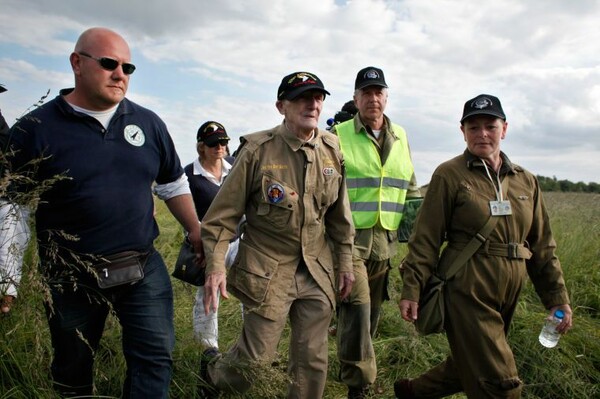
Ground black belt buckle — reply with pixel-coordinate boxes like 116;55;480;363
507;243;518;259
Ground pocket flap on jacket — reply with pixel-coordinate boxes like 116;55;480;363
229;242;279;303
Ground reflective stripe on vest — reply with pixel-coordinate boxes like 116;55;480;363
337;120;414;229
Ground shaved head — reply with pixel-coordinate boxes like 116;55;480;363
74;27;130;54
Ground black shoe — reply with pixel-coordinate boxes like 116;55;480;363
393;379;415;399
348;385;369;399
198;347;220;398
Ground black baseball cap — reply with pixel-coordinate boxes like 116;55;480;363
277;72;330;100
196;121;230;145
460;94;506;124
0;84;6;94
355;66;388;90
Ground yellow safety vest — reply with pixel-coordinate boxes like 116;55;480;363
337;120;414;230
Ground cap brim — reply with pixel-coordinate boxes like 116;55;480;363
355;82;388;91
202;134;230;145
460;110;506;123
282;87;330;101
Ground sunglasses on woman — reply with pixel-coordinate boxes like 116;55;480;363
205;140;229;148
78;52;136;75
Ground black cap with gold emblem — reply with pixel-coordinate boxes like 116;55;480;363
277;72;330;101
197;121;230;145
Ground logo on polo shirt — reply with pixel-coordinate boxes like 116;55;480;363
124;125;145;146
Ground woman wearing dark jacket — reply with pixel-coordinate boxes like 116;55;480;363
185;121;235;350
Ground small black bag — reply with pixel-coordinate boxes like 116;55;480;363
414;274;446;335
171;238;206;286
92;251;148;289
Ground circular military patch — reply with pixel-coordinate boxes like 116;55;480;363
267;183;285;203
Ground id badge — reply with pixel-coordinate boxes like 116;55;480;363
490;200;513;216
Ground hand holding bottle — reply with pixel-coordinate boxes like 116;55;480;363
538;305;573;348
549;304;573;334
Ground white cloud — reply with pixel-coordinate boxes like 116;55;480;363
1;0;599;184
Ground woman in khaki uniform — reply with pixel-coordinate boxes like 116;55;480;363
396;94;573;399
199;72;355;399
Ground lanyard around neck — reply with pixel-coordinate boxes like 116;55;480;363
481;158;503;202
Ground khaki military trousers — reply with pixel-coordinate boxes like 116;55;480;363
366;258;392;335
411;257;527;399
337;258;390;389
208;263;333;399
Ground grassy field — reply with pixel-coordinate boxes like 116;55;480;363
1;192;598;398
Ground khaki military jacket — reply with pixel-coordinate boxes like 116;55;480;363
201;123;355;320
401;150;569;309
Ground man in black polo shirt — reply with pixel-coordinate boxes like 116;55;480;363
8;28;201;398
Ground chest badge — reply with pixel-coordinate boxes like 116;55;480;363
490;200;513;216
124;124;145;147
322;167;335;176
267;183;285;204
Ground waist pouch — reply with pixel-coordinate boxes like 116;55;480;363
92;250;149;289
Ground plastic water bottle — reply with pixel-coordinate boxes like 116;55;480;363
538;309;565;348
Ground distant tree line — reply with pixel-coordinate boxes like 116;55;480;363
537;175;600;193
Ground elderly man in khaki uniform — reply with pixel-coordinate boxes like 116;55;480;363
199;71;355;399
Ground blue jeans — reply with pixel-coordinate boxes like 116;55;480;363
44;249;175;398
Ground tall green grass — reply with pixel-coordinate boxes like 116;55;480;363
1;192;598;398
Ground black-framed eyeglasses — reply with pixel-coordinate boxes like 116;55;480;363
78;52;136;75
205;139;229;148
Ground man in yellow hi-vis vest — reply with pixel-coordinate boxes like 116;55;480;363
333;66;420;399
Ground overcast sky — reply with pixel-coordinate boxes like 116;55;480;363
1;0;599;184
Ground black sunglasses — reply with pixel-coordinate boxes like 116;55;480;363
78;52;136;75
205;139;229;148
